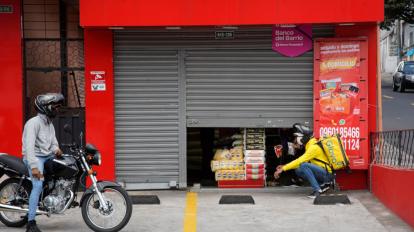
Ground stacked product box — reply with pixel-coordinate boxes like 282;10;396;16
244;128;266;183
211;146;245;181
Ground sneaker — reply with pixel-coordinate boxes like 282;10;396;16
26;220;41;232
319;182;331;193
307;190;322;199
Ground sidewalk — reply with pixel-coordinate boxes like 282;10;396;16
0;188;412;232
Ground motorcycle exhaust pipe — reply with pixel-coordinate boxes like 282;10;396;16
0;203;48;215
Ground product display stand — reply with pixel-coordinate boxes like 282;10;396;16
216;128;265;188
244;128;266;187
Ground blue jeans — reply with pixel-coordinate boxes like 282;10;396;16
24;154;54;221
295;162;333;192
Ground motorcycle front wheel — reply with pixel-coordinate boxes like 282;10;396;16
81;186;132;232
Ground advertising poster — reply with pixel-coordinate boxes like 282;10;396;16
314;39;368;169
272;24;312;57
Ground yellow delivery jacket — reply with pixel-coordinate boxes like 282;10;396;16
282;138;332;173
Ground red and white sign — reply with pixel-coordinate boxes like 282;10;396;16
90;71;106;91
314;39;368;169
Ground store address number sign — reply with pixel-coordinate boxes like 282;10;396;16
0;5;13;13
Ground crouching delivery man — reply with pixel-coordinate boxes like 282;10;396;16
274;123;333;199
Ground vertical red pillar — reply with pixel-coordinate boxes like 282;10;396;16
0;1;23;156
335;24;378;135
334;23;379;189
84;29;115;181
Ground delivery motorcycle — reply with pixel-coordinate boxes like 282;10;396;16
0;125;132;232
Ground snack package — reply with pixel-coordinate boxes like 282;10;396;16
245;150;265;157
246;168;265;174
245;156;265;164
215;170;246;180
245;163;265;169
246;144;265;150
246;174;265;180
230;146;243;157
232;140;244;147
213;149;232;160
220;160;244;170
231;134;243;140
211;160;220;172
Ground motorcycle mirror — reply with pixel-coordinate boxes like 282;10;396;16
63;124;72;134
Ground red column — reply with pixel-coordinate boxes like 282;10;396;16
84;29;115;181
334;23;379;190
335;24;378;135
0;1;23;157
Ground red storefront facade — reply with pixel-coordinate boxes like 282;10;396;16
0;0;383;189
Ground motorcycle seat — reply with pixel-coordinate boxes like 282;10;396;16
0;153;29;176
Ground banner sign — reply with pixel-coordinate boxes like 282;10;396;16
314;39;368;169
272;24;312;57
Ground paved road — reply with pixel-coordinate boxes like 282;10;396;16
0;189;412;232
381;73;414;131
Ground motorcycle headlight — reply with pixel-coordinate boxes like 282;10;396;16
91;152;102;166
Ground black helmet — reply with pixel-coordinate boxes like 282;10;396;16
34;93;64;118
293;123;313;145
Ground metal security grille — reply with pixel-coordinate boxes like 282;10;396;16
185;49;314;128
371;130;414;168
113;49;182;189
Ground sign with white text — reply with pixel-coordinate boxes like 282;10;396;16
272;24;312;57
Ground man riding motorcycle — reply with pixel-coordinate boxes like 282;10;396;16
22;93;64;232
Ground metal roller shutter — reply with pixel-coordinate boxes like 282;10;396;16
113;26;334;188
113;46;183;189
186;50;314;128
184;26;333;128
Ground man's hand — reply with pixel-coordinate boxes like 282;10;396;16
31;168;43;179
274;165;284;179
55;148;63;158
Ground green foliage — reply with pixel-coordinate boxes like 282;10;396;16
381;0;414;30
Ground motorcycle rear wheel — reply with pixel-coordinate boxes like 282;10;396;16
0;178;31;227
81;186;132;232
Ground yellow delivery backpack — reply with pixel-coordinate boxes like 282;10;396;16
317;134;350;170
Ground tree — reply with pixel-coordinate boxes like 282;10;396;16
381;0;414;30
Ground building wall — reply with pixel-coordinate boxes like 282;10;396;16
371;165;414;228
0;0;23;156
380;36;399;73
403;23;414;49
23;0;84;118
403;23;414;61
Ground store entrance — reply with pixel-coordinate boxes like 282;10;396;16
187;127;305;188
